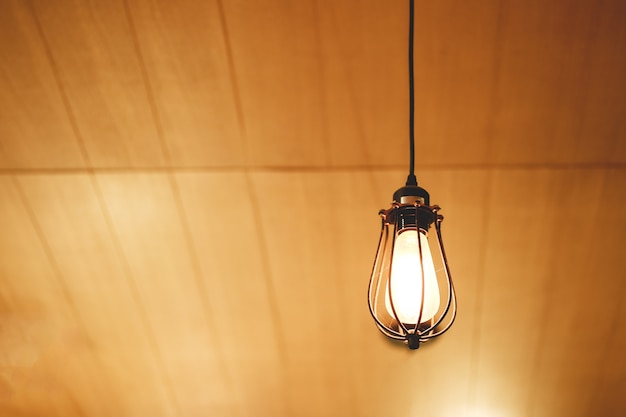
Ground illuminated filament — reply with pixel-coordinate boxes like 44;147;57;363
386;229;440;324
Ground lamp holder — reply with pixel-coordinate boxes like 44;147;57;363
380;202;438;231
393;185;430;205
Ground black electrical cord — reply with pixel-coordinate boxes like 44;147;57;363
406;0;418;187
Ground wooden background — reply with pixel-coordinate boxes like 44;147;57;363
1;0;625;416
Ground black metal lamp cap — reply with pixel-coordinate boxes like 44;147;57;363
393;185;430;206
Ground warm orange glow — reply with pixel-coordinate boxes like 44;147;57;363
385;229;440;324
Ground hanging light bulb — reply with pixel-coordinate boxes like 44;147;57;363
385;228;439;324
367;0;456;349
368;186;456;349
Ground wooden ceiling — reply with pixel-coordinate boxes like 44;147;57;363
1;0;625;416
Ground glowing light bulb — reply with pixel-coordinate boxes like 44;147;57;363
386;229;440;324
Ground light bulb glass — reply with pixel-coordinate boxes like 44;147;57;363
386;229;440;324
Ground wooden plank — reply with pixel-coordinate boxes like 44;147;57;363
490;0;626;165
221;0;328;167
471;168;626;417
572;1;626;164
174;172;289;417
16;174;177;417
585;169;626;415
0;1;85;169
315;0;406;167
0;176;102;416
96;172;237;416
125;0;244;167
31;0;165;167
471;169;560;414
250;172;344;416
409;0;502;166
308;170;387;417
317;0;504;167
529;168;626;417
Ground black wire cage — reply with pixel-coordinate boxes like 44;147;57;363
368;185;457;349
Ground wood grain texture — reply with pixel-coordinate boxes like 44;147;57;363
1;0;626;416
221;0;330;167
16;174;176;416
174;172;288;417
31;0;166;168
96;173;235;415
0;1;85;169
126;0;245;167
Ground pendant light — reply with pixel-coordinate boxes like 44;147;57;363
367;0;457;350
